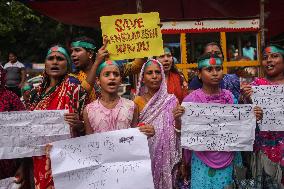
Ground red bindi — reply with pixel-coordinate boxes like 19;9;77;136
209;57;216;65
51;46;58;52
106;60;113;65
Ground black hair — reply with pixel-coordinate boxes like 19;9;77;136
203;42;224;58
154;46;186;84
8;51;17;58
72;36;96;52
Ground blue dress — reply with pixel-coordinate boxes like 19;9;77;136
190;152;242;189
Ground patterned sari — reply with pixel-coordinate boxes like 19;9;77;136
69;70;97;101
0;65;25;180
251;77;284;188
134;60;181;189
28;74;88;189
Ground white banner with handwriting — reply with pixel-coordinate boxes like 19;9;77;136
181;103;256;151
50;128;154;189
0;177;19;189
252;85;284;131
0;110;70;159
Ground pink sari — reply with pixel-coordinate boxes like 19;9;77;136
136;60;181;189
251;77;284;164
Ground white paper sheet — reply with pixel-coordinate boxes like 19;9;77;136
252;85;284;131
0;110;70;159
50;128;154;189
181;103;256;151
0;177;19;189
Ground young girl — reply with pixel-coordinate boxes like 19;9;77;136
83;60;154;136
177;53;262;189
134;59;181;189
241;44;284;187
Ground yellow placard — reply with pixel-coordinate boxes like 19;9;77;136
100;12;164;60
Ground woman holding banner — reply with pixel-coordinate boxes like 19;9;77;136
27;45;88;189
189;42;241;102
241;44;284;188
0;65;30;188
134;59;181;189
178;53;263;189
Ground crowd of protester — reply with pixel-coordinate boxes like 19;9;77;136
1;36;284;189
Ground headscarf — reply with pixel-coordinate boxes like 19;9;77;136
71;41;96;51
198;53;223;69
96;60;119;76
136;59;164;96
163;47;172;55
46;45;72;71
136;59;180;189
28;46;71;107
263;45;284;56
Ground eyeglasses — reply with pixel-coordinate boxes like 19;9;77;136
47;55;66;61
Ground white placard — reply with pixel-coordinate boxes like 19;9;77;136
181;103;256;151
0;177;19;189
50;128;154;189
0;110;70;159
252;85;284;131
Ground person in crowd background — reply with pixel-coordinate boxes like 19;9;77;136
4;51;26;97
0;65;32;189
155;47;188;103
70;37;146;101
242;40;256;60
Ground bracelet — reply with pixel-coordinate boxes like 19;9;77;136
81;80;92;92
174;127;181;133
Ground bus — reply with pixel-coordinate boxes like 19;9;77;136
161;18;261;80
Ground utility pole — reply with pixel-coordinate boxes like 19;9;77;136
136;0;142;13
260;0;266;49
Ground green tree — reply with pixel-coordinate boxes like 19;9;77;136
0;0;102;64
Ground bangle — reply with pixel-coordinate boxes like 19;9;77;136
174;127;181;133
81;80;92;92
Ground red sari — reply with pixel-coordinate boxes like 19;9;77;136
167;72;188;104
0;66;25;180
29;75;88;189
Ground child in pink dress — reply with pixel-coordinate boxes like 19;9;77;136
83;60;154;137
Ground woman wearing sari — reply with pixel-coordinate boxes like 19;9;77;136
27;45;88;189
241;44;284;188
156;47;188;103
134;59;181;189
0;65;27;186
